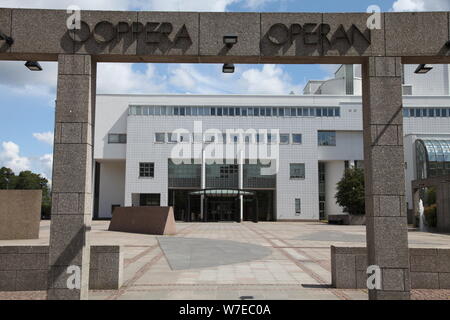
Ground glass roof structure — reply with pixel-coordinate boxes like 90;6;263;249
415;139;450;180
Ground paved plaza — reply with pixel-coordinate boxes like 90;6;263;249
1;221;449;300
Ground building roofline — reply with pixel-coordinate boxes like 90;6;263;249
96;93;450;99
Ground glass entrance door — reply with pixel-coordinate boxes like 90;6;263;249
207;198;237;222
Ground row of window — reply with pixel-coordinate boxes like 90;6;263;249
403;107;450;118
109;131;337;146
154;132;303;144
129;105;341;118
139;162;306;179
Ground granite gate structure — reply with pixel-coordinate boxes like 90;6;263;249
1;8;450;300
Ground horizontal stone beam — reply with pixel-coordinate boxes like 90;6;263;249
1;9;450;61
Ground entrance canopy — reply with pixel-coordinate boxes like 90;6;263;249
189;189;254;197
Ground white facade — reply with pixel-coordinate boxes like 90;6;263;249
94;64;450;221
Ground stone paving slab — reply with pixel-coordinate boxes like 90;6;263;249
158;237;272;270
1;221;450;300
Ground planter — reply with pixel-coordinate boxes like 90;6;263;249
349;214;366;225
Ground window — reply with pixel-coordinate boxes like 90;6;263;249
303;108;309;116
292;134;302;144
280;134;290;144
295;198;301;215
290;108;296;116
334;107;340;117
168;133;178;143
140;193;160;206
205;134;216;143
139;162;154;178
272;108;277;116
256;133;263;144
267;133;277;144
179;133;190;143
316;108;322;117
318;131;336;146
154;132;165;143
290;163;305;179
231;135;239;143
108;133;127;144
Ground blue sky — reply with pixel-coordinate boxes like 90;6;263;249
0;0;449;180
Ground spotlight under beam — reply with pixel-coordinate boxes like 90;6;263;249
25;61;43;71
222;63;235;73
414;64;433;74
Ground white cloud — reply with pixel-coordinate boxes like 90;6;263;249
319;64;340;79
36;153;53;180
33;132;54;145
0;141;31;173
167;64;303;95
0;141;53;179
0;0;274;11
0;61;57;98
392;0;450;11
239;64;300;94
97;63;167;94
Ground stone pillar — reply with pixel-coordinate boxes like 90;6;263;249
362;57;411;300
48;54;96;300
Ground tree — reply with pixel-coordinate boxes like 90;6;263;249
0;167;16;189
335;167;365;216
0;167;51;218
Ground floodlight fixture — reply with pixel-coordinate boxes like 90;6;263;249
223;35;238;48
222;63;235;73
414;64;433;74
25;61;43;71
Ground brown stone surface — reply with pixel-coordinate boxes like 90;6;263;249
332;247;450;290
108;206;176;235
0;190;41;240
0;8;12;54
0;245;122;292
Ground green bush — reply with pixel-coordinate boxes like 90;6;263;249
335;168;365;216
424;204;437;228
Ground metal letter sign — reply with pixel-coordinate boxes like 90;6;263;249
266;23;371;46
68;20;192;46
